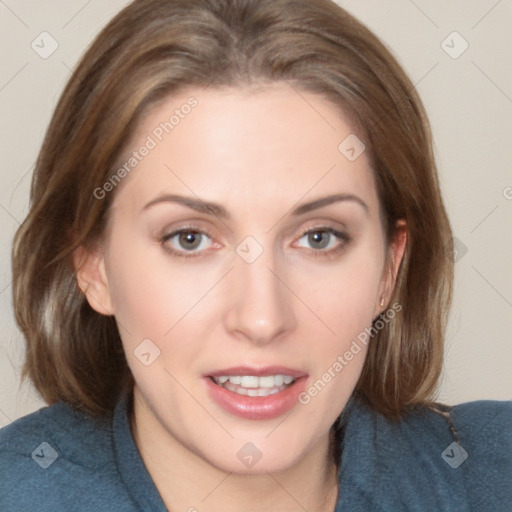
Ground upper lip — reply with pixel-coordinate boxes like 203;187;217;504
206;366;307;378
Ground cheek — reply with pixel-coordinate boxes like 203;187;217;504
104;231;227;371
293;262;379;417
103;238;169;344
292;241;384;397
299;248;384;338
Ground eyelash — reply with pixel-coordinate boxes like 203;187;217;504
159;225;351;260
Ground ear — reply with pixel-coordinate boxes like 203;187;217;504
374;219;407;317
73;245;114;316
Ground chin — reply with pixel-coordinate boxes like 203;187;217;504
190;423;326;476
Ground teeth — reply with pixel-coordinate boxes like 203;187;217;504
258;375;275;388
274;375;284;386
213;374;296;389
212;374;297;396
240;376;259;388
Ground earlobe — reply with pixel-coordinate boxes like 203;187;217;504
73;245;114;316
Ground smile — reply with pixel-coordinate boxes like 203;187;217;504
205;367;307;420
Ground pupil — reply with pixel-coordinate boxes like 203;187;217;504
309;231;329;249
179;231;201;250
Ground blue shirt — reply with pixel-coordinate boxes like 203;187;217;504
1;392;511;511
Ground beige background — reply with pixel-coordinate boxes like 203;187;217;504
1;0;511;426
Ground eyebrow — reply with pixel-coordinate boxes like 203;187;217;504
143;194;230;218
292;193;369;216
142;193;369;218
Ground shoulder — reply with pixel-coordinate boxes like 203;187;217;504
450;398;512;437
447;399;512;510
338;398;512;511
387;398;511;446
0;401;113;462
352;397;512;458
399;399;512;475
0;402;134;512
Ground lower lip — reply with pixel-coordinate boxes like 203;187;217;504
205;377;307;420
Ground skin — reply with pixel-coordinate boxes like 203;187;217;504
76;83;407;512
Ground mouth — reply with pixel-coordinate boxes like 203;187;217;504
205;366;308;420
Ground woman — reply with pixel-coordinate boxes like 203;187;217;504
1;0;510;510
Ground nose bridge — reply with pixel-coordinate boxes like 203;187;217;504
223;241;296;344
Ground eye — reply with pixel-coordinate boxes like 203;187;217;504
161;228;214;257
294;227;350;255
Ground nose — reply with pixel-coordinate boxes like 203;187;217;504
222;244;297;346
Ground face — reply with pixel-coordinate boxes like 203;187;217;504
79;83;402;474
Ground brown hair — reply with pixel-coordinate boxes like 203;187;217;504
13;0;453;423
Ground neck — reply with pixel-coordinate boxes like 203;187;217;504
130;389;340;512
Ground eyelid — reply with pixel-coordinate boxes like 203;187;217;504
292;220;348;240
160;223;214;240
158;217;222;244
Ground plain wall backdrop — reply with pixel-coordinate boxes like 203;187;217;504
1;0;511;426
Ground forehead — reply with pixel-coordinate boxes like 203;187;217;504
111;83;378;216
